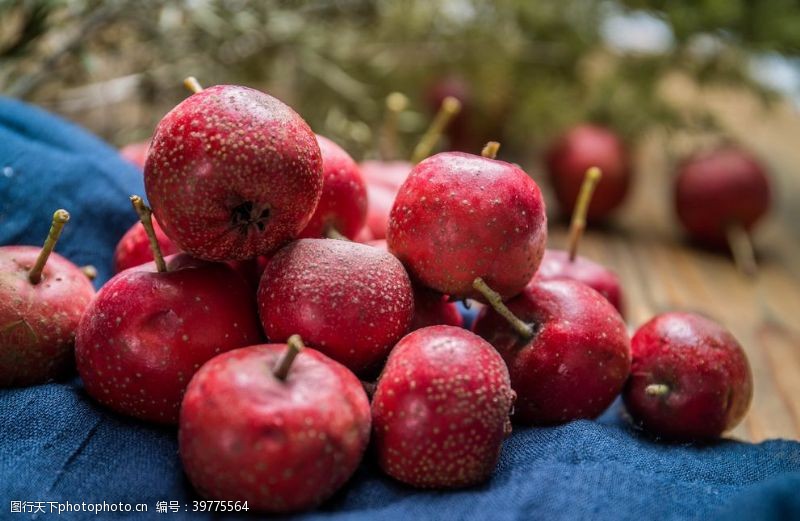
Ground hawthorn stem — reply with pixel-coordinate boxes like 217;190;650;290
274;334;304;380
325;226;349;241
481;141;501;159
645;383;670;397
183;76;204;94
81;265;98;281
567;166;602;261
472;277;533;339
725;223;758;279
380;92;409;160
411;96;461;163
129;195;167;273
29;209;70;285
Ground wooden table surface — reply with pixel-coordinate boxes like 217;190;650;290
542;85;800;442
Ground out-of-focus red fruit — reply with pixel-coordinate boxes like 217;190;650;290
674;147;771;248
299;136;367;240
120;141;150;169
545;124;631;220
533;249;624;315
113;216;180;273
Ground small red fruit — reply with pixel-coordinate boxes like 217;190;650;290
473;279;630;425
298;135;367;240
258;239;413;376
533;249;623;315
360;160;412;193
674;147;770;248
145;84;323;261
0;210;95;387
180;337;371;512
119;140;150;169
364;183;397;240
388;147;547;300
546;124;631;220
623;312;753;440
76;197;262;423
113;216;179;273
371;326;514;488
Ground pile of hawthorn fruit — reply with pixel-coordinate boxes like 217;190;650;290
1;79;761;513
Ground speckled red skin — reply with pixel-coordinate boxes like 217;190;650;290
546;124;631;220
75;253;263;424
113;216;180;273
360;160;412;192
299;136;367;240
388;152;547;300
120;140;150;169
474;279;630;425
0;247;95;387
533;248;624;315
675;147;771;248
145;85;323;261
623;312;753;440
180;344;370;513
258;239;413;377
364;239;461;331
372;326;514;488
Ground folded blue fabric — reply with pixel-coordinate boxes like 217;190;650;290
1;98;799;521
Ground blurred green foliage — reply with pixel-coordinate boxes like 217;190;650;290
0;0;794;159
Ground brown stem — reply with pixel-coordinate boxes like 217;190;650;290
28;209;70;285
481;141;501;159
325;226;349;241
472;277;533;339
645;383;670;397
129;195;167;273
567;167;602;261
274;334;304;380
183;76;204;94
725;223;758;279
80;265;98;281
411;96;462;163
380;92;409;160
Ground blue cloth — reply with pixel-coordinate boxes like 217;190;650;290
2;98;800;521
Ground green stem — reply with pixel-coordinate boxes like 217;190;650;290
274;335;304;380
567;166;602;261
472;277;534;339
411;96;461;163
130;195;167;273
29;209;70;285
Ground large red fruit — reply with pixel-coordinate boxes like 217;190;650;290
533;249;624;315
473;279;630;425
145;85;323;261
0;211;95;387
113;216;180;273
545;124;631;220
298;135;367;239
388;151;547;300
179;340;370;512
623;312;753;440
674;147;770;247
371;326;514;488
258;239;413;376
75;253;263;423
